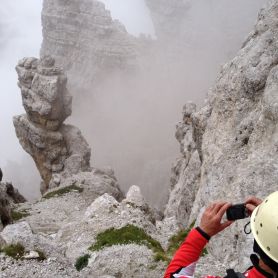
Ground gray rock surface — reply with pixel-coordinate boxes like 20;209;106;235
86;244;165;278
56;191;161;262
13;57;91;192
167;0;278;270
0;188;166;277
165;103;201;227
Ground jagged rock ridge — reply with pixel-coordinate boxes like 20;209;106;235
167;0;278;269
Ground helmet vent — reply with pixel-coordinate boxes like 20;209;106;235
260;223;263;227
256;230;259;235
265;199;268;203
267;246;270;251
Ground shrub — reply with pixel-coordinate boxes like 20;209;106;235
75;254;90;271
43;185;83;199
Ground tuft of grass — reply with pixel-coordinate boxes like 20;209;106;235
89;225;165;261
201;248;208;257
11;209;30;221
43;185;83;199
75;254;90;271
35;250;47;261
87;221;206;267
1;243;25;259
167;220;196;259
165;220;208;261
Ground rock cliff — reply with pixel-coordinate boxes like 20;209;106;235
41;0;138;94
167;0;278;269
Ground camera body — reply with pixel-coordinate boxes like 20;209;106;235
226;203;248;221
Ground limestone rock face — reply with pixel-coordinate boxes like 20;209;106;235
41;0;138;92
164;103;201;226
14;57;91;192
167;0;278;269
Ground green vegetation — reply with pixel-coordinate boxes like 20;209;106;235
75;254;90;271
201;248;208;256
1;243;25;259
89;224;165;261
43;185;83;199
167;220;196;258
0;244;47;261
85;220;207;270
35;249;47;261
11;209;30;221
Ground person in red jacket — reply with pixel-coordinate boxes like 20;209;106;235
164;192;278;278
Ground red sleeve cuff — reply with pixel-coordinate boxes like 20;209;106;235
164;228;209;278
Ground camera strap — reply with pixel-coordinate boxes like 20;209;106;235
244;221;251;234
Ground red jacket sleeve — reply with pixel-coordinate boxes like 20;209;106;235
164;228;209;278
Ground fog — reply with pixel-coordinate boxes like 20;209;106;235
0;0;268;205
100;0;155;37
0;0;42;199
72;0;268;207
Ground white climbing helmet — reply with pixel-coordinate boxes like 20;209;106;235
250;191;278;263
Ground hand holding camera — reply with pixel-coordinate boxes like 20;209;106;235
199;202;233;237
199;196;263;237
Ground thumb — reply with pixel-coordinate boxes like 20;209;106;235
220;220;234;231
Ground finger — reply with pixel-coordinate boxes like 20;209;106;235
246;204;256;214
245;197;262;206
212;202;226;214
220;220;234;231
216;202;231;219
208;203;216;211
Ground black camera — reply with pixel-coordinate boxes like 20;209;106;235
226;204;249;221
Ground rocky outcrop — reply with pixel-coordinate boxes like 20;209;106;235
13;56;91;193
167;0;278;269
41;0;138;93
0;182;25;229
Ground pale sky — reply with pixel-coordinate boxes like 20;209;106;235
99;0;155;36
0;0;43;166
